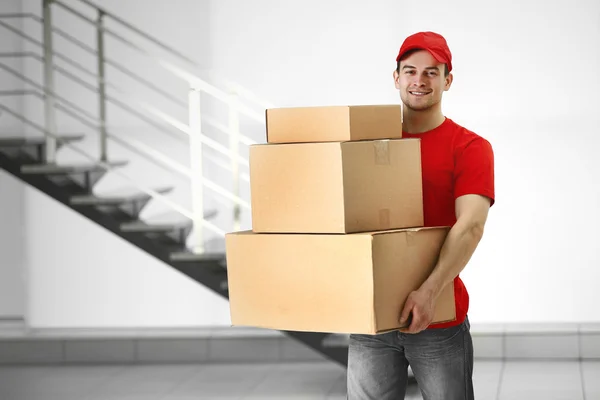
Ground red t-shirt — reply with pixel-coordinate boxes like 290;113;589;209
403;117;495;329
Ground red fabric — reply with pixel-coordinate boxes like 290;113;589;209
403;117;495;329
396;31;453;72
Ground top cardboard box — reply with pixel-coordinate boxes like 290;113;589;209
265;105;403;143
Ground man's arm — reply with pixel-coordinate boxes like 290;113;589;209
399;193;492;333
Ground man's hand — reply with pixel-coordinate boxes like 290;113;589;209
397;194;492;334
398;287;436;334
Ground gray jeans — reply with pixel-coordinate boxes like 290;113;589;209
347;316;474;400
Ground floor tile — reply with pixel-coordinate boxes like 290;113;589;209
87;396;161;400
0;365;123;398
88;365;200;398
161;396;241;400
2;395;78;400
498;361;584;400
325;374;346;399
187;363;276;382
167;363;274;397
245;362;343;398
581;361;600;399
403;383;424;400
0;367;53;397
0;360;590;400
473;361;503;400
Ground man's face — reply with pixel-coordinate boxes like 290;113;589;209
393;50;453;112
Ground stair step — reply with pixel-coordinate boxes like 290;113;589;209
21;160;128;174
0;134;85;147
322;333;350;348
170;251;225;263
121;220;189;233
120;209;218;233
170;237;226;262
71;186;173;206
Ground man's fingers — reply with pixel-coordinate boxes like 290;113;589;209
402;308;423;334
399;302;413;327
408;308;421;333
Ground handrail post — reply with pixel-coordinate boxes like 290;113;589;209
189;86;204;253
96;9;107;161
229;90;241;232
42;0;57;163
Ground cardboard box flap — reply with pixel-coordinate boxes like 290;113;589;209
265;106;351;143
350;225;449;237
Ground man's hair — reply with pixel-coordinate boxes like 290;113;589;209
396;49;450;77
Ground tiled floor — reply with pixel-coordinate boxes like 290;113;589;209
0;360;597;400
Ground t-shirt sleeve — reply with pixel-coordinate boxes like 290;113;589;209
454;136;495;206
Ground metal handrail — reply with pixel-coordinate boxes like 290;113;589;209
0;51;254;166
0;102;226;236
52;0;267;124
0;12;263;148
0;12;260;149
108;134;250;185
0;20;259;153
0;61;98;123
66;0;274;110
0;56;251;199
0;19;104;82
0;13;186;107
75;0;198;66
0;87;251;210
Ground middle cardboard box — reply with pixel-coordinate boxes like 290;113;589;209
249;138;423;234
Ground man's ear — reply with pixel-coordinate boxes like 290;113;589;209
444;72;453;91
393;69;400;90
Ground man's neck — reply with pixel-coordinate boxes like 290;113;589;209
402;107;446;134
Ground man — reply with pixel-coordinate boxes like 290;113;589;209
346;31;495;400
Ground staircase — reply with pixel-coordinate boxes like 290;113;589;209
0;0;352;368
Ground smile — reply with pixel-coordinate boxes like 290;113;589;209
409;91;431;96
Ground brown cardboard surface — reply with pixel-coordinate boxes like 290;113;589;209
250;138;423;233
265;105;403;143
225;227;456;334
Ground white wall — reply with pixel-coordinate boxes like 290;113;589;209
0;171;26;319
0;0;26;320
209;0;600;324
16;0;600;328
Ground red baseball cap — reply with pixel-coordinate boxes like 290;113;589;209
396;31;453;72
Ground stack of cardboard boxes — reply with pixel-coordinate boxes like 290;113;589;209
225;105;456;334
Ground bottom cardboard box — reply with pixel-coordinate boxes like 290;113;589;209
224;227;456;334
